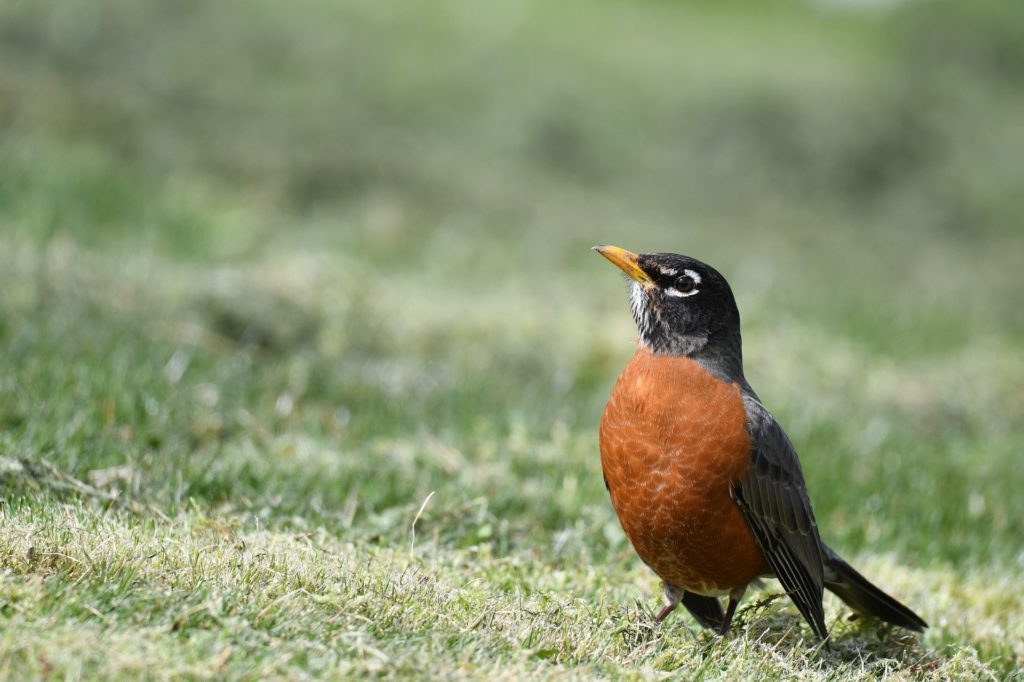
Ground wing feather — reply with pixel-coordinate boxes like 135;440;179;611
734;396;828;641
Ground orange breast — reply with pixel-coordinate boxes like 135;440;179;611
599;347;769;595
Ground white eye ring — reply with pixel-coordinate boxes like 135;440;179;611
664;269;701;297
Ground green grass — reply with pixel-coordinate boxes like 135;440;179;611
1;0;1023;678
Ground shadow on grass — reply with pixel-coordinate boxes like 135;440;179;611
616;592;938;676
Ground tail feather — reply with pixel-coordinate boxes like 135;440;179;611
823;546;927;632
680;591;725;630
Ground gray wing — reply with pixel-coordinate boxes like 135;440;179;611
732;396;828;641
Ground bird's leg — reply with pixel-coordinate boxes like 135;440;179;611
719;585;747;636
656;582;684;622
655;602;677;622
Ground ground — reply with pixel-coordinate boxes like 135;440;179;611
1;1;1022;679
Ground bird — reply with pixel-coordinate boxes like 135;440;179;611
593;244;926;642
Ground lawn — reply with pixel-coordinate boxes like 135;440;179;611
1;0;1022;679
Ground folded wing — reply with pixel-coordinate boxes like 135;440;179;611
732;397;828;641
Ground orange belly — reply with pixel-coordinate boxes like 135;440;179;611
599;347;769;595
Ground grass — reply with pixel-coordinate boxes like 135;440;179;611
0;497;1014;679
1;0;1023;678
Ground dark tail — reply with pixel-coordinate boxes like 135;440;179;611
822;546;927;632
680;591;725;630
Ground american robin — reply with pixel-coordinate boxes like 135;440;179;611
594;245;926;642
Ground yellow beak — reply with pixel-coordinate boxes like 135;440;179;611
592;245;655;287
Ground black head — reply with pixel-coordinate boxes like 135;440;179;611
593;245;743;368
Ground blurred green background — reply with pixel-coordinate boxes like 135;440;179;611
1;0;1023;676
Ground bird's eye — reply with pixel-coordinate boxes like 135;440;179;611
674;275;696;293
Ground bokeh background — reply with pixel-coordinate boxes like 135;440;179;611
1;0;1022;678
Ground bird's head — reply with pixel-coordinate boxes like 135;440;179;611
593;245;741;358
